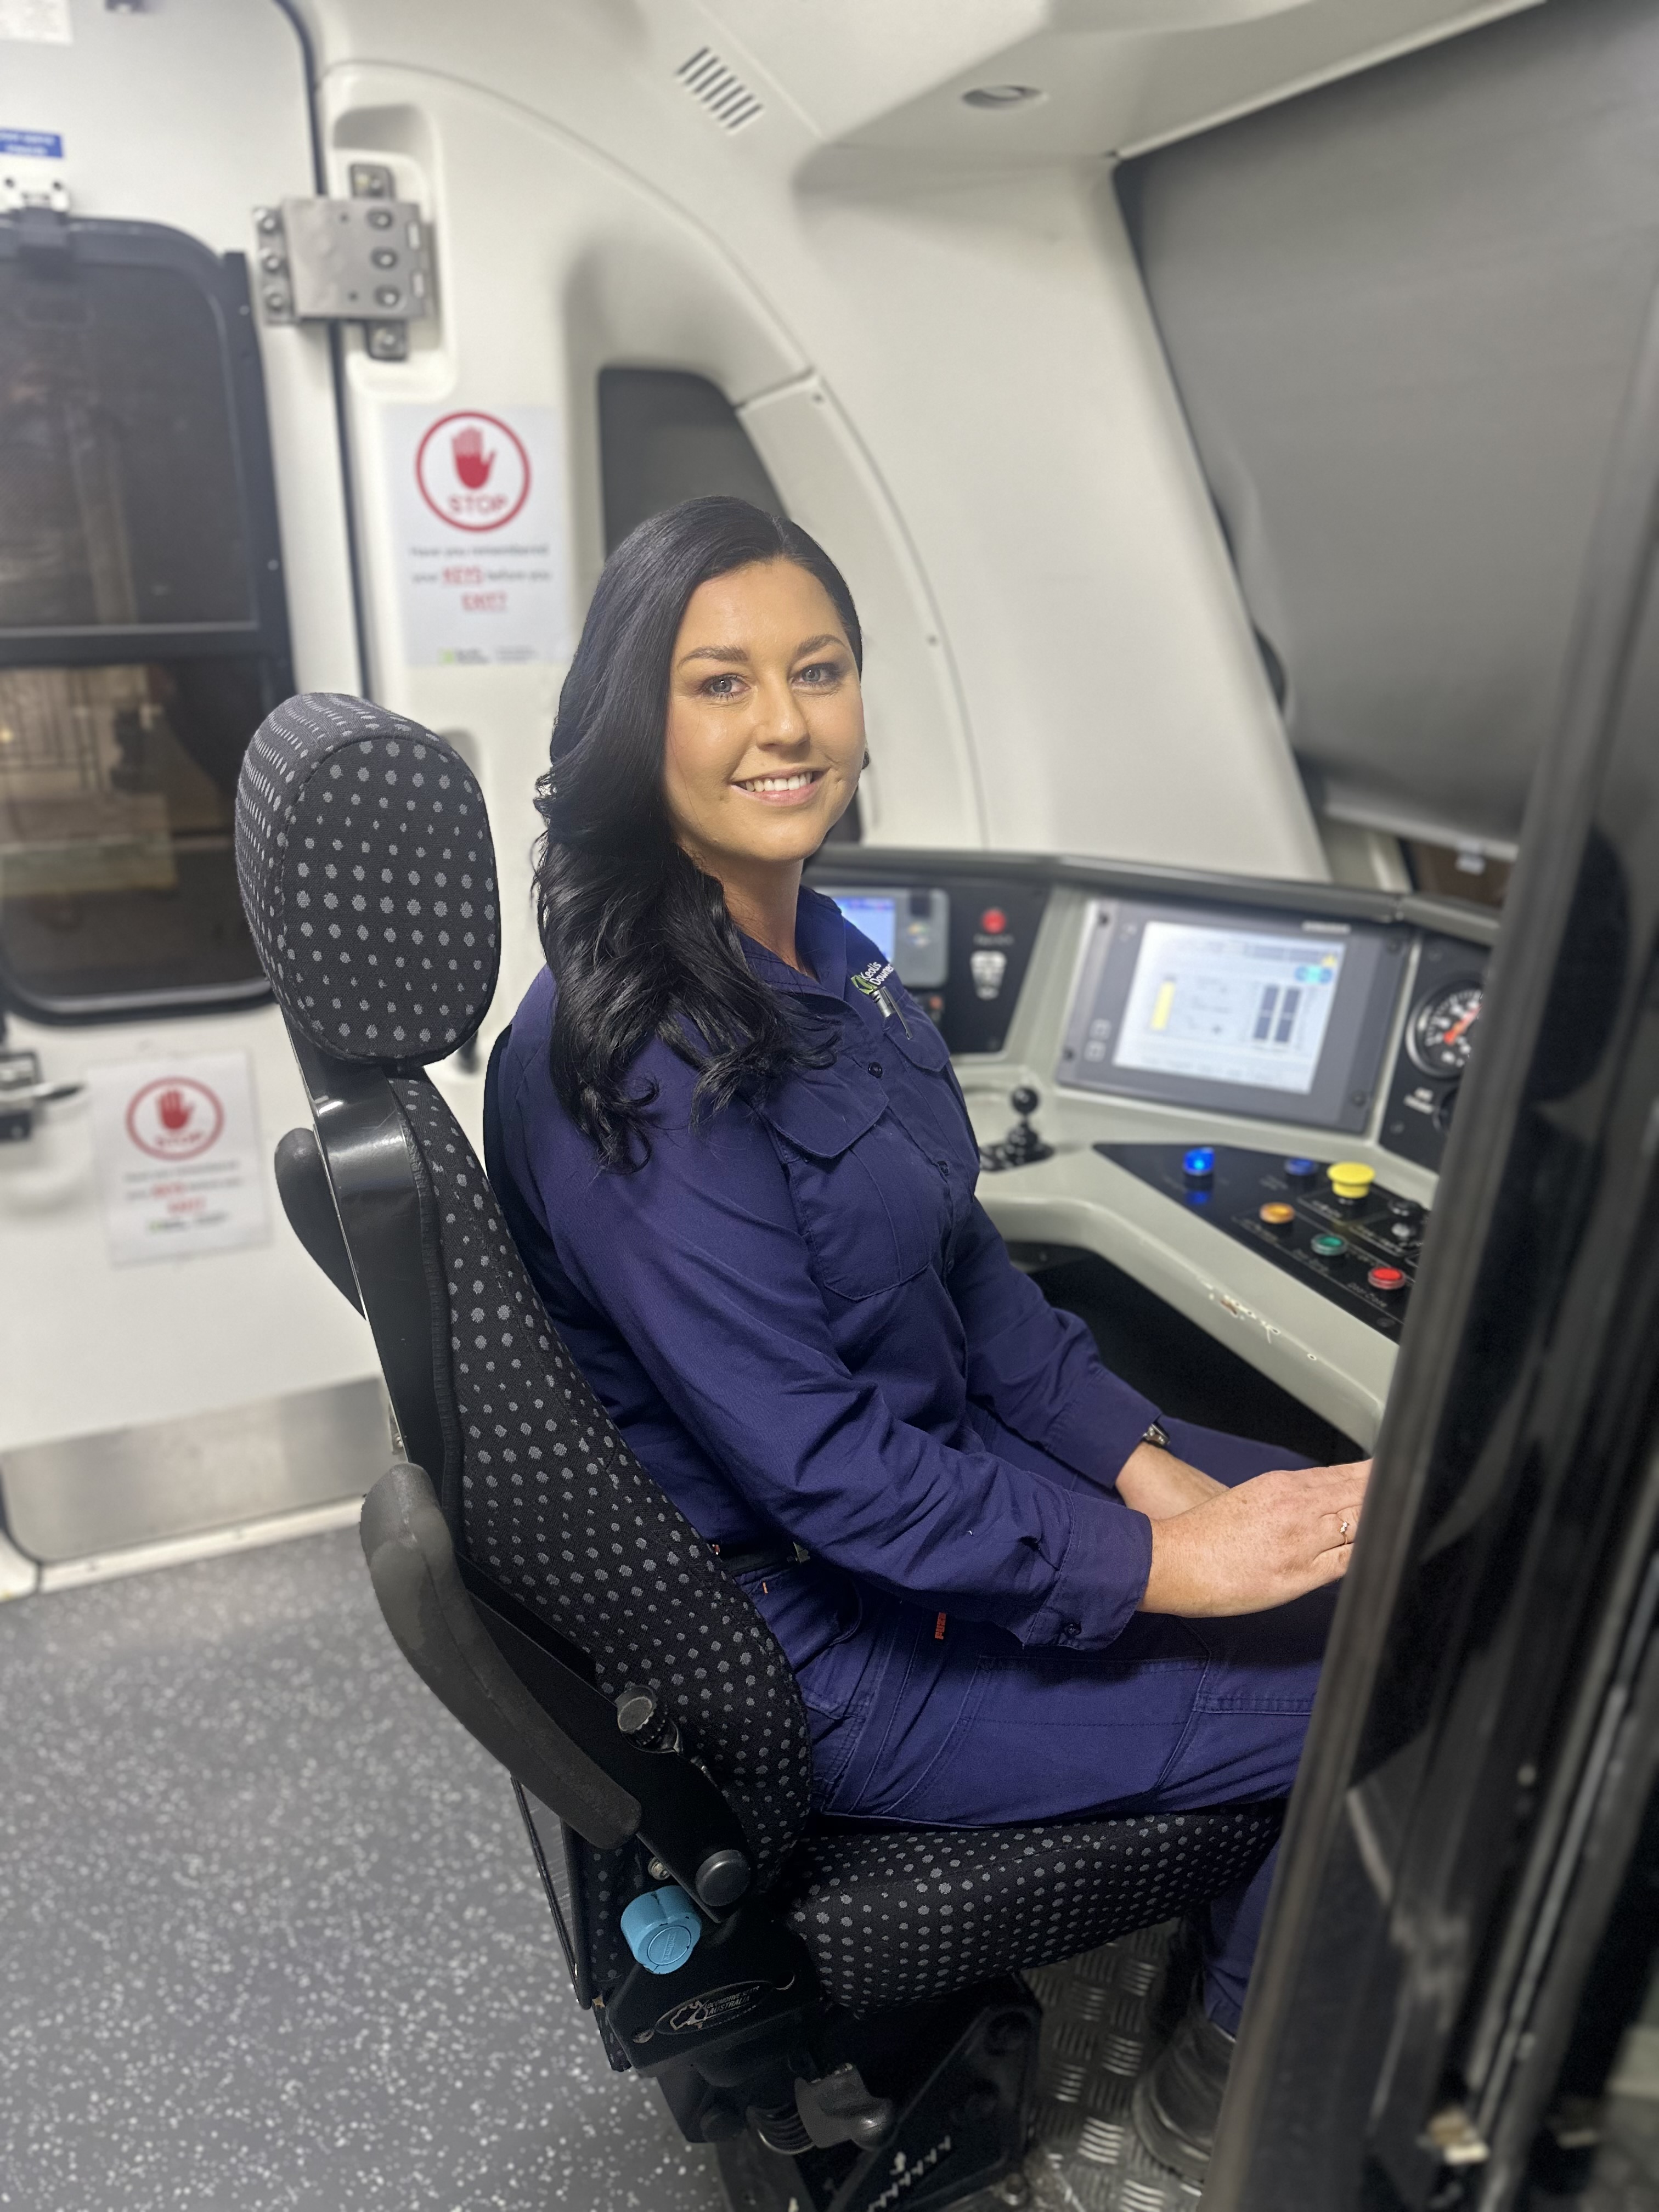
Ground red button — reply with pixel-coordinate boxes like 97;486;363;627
1367;1265;1406;1291
980;907;1007;935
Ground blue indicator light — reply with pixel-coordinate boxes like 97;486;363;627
619;1884;703;1974
1182;1147;1215;1179
1284;1156;1316;1178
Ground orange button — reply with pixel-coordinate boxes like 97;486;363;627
1259;1203;1295;1229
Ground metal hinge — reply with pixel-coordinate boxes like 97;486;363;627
251;162;431;362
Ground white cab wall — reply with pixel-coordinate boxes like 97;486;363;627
1;0;379;1462
304;0;1330;894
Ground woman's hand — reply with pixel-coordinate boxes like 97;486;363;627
1137;1459;1373;1617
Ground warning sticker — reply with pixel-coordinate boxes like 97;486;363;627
386;405;571;667
89;1053;270;1266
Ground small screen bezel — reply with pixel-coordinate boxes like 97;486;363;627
1057;898;1405;1131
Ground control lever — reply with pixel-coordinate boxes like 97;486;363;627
980;1085;1054;1173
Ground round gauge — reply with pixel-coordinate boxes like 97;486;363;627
1408;981;1484;1077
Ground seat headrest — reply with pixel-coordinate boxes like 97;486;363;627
235;692;500;1065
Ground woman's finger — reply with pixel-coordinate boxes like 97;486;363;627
1321;1504;1363;1550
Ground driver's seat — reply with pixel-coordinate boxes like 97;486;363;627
235;691;1281;2211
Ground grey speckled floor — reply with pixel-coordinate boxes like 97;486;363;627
0;1528;725;2212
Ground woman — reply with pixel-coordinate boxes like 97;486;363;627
486;495;1369;2181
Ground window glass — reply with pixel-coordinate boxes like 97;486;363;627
0;660;266;1006
598;368;783;553
0;260;254;635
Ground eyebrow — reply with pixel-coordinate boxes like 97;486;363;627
676;633;846;669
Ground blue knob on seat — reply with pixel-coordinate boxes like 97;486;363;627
619;1884;703;1974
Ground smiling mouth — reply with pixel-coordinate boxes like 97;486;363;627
735;769;826;798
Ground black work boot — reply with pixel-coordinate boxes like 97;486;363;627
1131;1999;1237;2182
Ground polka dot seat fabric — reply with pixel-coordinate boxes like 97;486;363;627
389;1071;813;1899
781;1807;1282;2015
234;691;500;1064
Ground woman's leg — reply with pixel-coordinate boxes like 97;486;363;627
822;1419;1336;2024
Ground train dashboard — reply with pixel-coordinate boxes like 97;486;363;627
806;850;1499;1452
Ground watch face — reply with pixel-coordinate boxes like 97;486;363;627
1408;980;1484;1077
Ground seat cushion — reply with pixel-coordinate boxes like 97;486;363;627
782;1804;1283;2013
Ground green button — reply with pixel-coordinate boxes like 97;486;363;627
1312;1234;1346;1256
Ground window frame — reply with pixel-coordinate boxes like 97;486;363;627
0;212;294;1024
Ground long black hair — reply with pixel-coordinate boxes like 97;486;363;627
534;495;864;1170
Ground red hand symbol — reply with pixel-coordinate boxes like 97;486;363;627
157;1087;193;1132
452;427;495;490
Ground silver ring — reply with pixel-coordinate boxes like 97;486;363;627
1340;1517;1352;1541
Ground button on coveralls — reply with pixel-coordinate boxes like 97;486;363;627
487;888;1333;2032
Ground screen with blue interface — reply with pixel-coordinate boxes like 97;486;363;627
833;894;897;963
1112;920;1347;1095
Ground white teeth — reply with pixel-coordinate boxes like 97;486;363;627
740;771;818;793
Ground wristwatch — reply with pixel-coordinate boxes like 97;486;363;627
1140;1420;1172;1452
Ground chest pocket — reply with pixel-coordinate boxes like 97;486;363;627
886;1008;984;1186
758;1061;952;1302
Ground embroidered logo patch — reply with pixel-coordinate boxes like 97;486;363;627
852;960;908;1029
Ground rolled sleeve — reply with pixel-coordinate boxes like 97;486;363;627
1032;1488;1156;1651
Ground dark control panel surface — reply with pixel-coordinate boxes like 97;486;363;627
1097;1142;1429;1338
812;873;1049;1056
1380;931;1490;1172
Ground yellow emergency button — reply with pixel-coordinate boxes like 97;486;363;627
1327;1161;1375;1203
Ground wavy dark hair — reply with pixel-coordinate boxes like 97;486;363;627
534;495;864;1169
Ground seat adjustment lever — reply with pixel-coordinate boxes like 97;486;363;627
795;2062;897;2150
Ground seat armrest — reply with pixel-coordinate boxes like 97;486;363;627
361;1462;642;1851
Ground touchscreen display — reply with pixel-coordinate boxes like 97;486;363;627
1111;920;1347;1096
832;893;897;963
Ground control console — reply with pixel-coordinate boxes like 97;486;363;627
1096;1142;1429;1338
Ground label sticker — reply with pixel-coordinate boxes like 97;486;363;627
0;0;71;43
89;1053;270;1266
386;405;571;667
0;127;64;157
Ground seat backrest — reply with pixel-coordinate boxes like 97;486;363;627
234;694;812;1911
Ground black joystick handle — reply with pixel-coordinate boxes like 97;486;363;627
999;1086;1052;1168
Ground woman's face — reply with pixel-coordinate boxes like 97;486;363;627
662;559;865;878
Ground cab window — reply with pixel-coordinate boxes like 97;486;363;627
0;215;291;1016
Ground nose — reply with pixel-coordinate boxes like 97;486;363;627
752;670;811;749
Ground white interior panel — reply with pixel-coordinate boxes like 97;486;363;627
300;0;1329;876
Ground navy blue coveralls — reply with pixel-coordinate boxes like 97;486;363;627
487;887;1332;2031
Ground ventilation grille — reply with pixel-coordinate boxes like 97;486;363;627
676;47;764;133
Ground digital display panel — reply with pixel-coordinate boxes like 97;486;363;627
1058;898;1402;1135
1112;921;1347;1097
832;894;897;964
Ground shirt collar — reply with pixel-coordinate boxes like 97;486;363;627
740;885;850;1007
